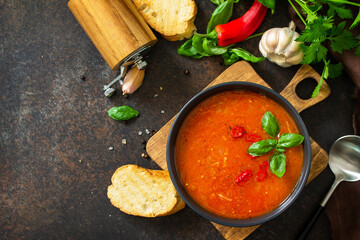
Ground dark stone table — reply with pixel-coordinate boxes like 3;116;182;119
1;1;358;239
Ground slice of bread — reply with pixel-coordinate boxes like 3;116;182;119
131;0;197;41
107;164;185;217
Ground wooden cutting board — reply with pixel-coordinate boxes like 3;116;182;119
146;61;330;240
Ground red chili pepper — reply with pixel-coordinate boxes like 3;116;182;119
245;133;261;142
256;161;269;182
230;126;246;138
215;0;268;47
236;170;253;184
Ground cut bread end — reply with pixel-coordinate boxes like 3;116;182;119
132;0;197;41
107;164;185;217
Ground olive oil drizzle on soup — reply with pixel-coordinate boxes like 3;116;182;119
175;90;303;219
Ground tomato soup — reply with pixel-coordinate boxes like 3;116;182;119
175;90;304;219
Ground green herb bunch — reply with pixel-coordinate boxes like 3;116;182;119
248;111;304;177
178;0;269;65
289;0;360;97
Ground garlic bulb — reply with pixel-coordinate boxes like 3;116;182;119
122;66;145;95
259;21;303;67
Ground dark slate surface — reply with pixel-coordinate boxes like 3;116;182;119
0;0;357;239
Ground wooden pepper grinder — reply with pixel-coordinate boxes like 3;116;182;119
68;0;157;97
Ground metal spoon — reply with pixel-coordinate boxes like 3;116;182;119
299;135;360;240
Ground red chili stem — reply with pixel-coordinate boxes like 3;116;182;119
215;0;268;47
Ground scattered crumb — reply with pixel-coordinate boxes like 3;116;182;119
122;139;127;145
160;110;164;114
154;94;159;98
145;129;150;135
79;160;82;163
160;87;163;90
109;146;114;151
184;70;190;75
138;131;143;136
141;153;149;159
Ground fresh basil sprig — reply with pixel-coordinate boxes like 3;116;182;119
177;0;264;65
107;106;139;121
269;152;286;178
248;139;278;156
247;111;305;178
261;111;280;138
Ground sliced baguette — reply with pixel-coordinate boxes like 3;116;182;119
131;0;197;41
107;164;185;217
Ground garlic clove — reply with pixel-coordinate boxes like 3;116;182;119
264;29;278;52
275;28;292;54
287;51;304;65
122;67;145;95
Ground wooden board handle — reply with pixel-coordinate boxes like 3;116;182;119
68;0;157;70
280;64;331;113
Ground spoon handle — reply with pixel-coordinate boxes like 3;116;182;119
298;205;324;240
298;177;342;239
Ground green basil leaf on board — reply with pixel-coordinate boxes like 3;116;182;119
207;0;235;34
269;152;286;178
177;39;202;59
261;111;280;138
277;133;304;148
107;106;139;121
248;139;278;156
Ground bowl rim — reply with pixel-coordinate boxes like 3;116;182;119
166;81;311;227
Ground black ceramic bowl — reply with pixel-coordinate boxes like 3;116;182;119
166;81;311;227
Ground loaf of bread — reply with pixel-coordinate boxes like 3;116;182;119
131;0;197;41
107;164;185;217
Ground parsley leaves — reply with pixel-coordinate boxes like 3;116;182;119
290;0;360;97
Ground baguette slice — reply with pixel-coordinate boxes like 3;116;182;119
107;164;185;217
131;0;197;41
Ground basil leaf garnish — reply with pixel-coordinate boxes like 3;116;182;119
107;106;139;121
277;133;304;148
269;152;286;178
177;38;202;59
248;139;277;156
261;111;280;138
207;0;234;34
